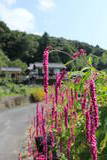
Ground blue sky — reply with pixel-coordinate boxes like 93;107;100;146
0;0;107;49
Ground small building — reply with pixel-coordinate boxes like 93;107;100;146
27;63;66;82
0;67;22;81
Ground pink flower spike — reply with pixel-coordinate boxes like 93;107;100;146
18;153;22;160
50;131;54;147
43;47;49;103
72;49;86;60
89;101;98;160
86;111;91;143
90;134;98;160
36;154;46;160
82;90;87;112
64;106;68;129
67;138;72;160
55;73;60;104
79;48;86;55
55;69;66;104
49;151;53;160
55;111;58;128
36;104;39;136
90;80;99;129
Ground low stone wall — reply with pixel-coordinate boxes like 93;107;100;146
0;95;31;109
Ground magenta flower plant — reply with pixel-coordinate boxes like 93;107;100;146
72;49;86;60
19;47;101;160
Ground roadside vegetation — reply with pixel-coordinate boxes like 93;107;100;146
0;78;45;102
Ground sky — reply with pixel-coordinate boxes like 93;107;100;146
0;0;107;49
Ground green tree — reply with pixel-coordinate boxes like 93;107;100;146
21;34;40;64
0;49;10;67
9;59;27;71
92;45;104;56
37;32;50;61
4;31;33;60
0;20;107;71
101;51;107;65
0;21;10;33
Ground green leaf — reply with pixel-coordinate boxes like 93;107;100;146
88;56;92;65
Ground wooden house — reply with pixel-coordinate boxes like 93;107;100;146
27;63;66;80
0;67;22;81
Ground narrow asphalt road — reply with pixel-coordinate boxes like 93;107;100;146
0;103;36;160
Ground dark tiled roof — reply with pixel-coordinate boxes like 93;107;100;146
0;67;22;72
28;63;66;70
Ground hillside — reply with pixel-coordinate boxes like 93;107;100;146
0;21;107;71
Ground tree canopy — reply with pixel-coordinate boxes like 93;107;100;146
0;21;107;72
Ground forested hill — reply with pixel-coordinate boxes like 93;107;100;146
0;21;107;71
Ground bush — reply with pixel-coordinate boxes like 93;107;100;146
0;80;45;103
30;87;45;102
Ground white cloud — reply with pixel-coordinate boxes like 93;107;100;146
38;0;55;10
34;32;42;36
0;1;36;33
3;0;16;6
3;8;35;32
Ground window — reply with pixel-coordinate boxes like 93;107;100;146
54;68;60;74
49;68;54;76
38;68;43;76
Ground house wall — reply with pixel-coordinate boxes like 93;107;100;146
0;71;22;82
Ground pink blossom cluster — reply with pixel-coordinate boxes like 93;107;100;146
86;112;98;160
86;110;91;143
57;69;66;88
90;80;99;129
18;153;22;160
36;154;46;160
55;73;61;104
86;80;99;160
43;47;49;103
89;104;98;160
81;90;87;112
72;49;86;60
90;133;98;160
64;106;68;129
55;69;66;104
67;138;72;160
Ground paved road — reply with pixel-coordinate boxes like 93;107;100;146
0;103;36;160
